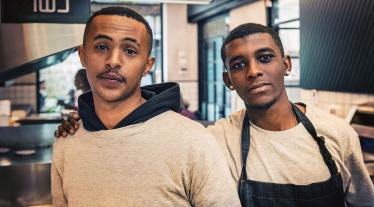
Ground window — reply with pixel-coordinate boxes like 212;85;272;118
38;51;82;113
199;14;231;121
272;0;300;86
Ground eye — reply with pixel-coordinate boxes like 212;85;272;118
95;44;109;52
124;48;137;56
258;54;274;63
229;62;245;71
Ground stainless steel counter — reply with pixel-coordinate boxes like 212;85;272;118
0;124;56;206
0;124;58;149
0;147;52;207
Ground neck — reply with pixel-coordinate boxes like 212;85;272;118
246;94;300;131
93;89;145;129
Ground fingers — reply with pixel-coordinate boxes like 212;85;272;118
54;125;68;138
58;124;68;138
54;130;61;138
67;115;79;130
54;112;81;139
71;112;81;120
69;112;81;129
62;119;75;136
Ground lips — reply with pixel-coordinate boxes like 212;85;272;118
97;72;125;88
247;82;271;94
99;73;124;82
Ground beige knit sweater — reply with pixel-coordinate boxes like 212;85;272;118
52;111;240;207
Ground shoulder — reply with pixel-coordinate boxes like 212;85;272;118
152;110;207;132
208;109;246;136
52;122;87;160
305;104;359;158
153;111;222;150
305;104;357;138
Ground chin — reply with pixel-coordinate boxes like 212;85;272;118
102;96;126;103
245;97;277;111
95;90;129;103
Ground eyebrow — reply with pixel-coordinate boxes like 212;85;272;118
228;55;245;65
93;34;112;41
227;47;277;65
93;34;140;47
123;37;140;47
255;47;276;54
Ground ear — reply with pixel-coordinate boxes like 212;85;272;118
143;57;155;77
78;45;87;68
223;71;234;90
283;55;292;76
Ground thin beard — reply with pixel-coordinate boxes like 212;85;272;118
245;97;277;111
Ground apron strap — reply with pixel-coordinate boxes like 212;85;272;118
240;112;250;181
290;103;339;176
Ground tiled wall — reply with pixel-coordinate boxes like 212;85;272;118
0;85;37;111
301;89;374;118
0;73;37;112
286;87;302;103
285;87;374;118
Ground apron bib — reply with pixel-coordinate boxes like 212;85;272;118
238;103;345;207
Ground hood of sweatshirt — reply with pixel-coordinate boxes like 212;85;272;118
78;82;180;131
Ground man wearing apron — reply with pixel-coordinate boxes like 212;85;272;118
208;23;374;206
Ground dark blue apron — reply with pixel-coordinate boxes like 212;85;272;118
238;103;345;207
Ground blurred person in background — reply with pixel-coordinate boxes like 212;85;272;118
38;79;47;111
180;95;198;120
59;69;91;110
68;69;91;109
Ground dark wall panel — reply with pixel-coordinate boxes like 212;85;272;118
300;0;374;94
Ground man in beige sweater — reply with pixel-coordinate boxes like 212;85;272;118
51;7;240;207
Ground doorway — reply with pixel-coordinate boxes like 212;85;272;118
199;14;231;121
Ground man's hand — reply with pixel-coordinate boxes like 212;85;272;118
54;112;81;138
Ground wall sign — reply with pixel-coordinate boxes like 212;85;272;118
1;0;90;23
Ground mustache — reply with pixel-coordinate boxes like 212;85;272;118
96;68;126;82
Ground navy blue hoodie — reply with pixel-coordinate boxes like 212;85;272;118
78;82;180;131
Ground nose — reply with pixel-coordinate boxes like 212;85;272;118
105;48;121;70
246;62;263;79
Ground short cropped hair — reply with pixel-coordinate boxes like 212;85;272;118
221;23;284;66
83;7;153;55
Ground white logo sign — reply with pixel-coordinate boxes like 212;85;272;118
33;0;70;13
